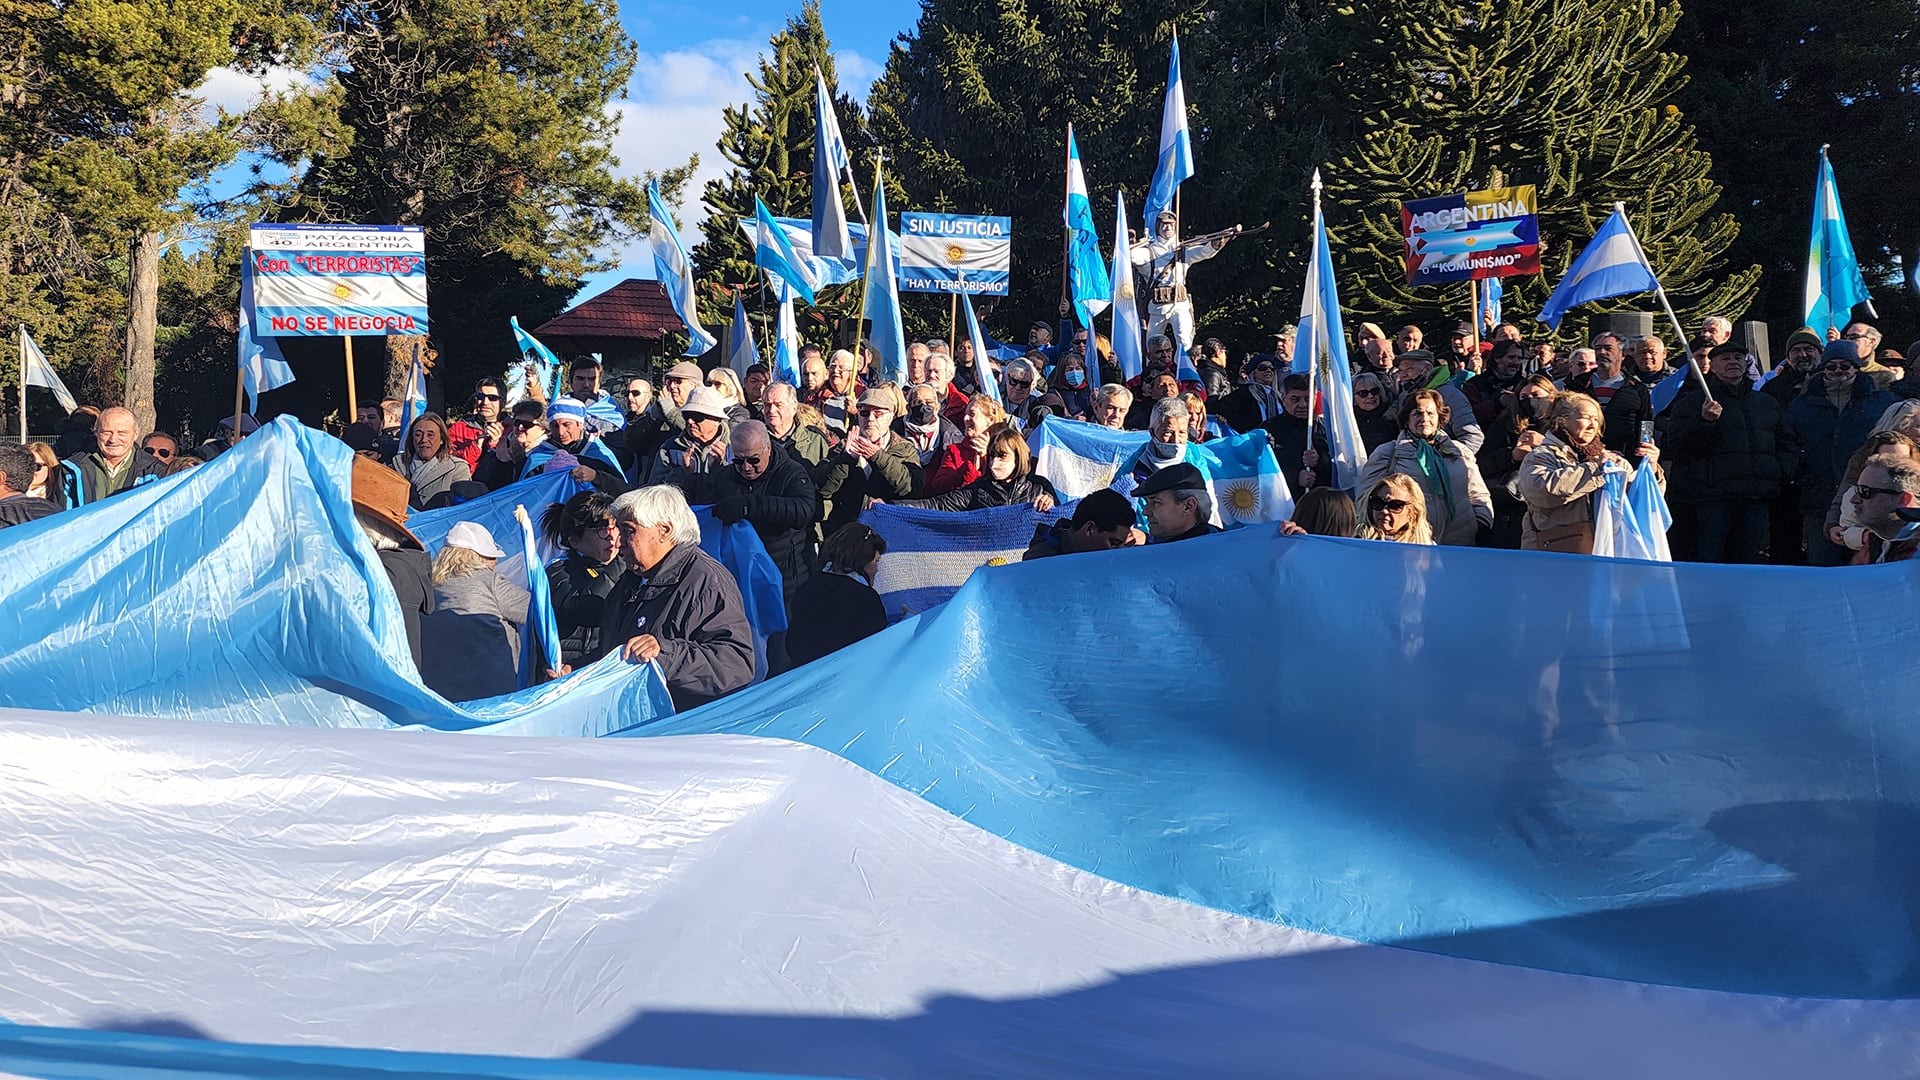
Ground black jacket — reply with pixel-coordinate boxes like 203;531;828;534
786;570;888;667
893;416;963;467
376;548;433;671
1565;371;1654;459
1663;377;1799;503
60;449;168;506
1212;384;1277;437
1353;403;1400;456
594;542;755;712
0;493;60;529
546;553;626;669
685;443;819;606
1260;412;1333;492
1151;520;1222;544
1762;366;1815;410
899;473;1056;512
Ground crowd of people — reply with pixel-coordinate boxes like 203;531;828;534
4;311;1917;712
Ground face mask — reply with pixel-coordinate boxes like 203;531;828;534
1519;397;1553;421
1063;369;1087;388
1150;438;1182;458
907;403;938;426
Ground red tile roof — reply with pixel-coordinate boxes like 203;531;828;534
533;279;685;348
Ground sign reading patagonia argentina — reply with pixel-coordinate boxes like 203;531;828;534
1400;186;1539;286
248;224;428;335
897;213;1012;295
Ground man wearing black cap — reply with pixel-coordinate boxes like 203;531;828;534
1134;462;1220;543
1442;321;1480;380
1664;341;1798;563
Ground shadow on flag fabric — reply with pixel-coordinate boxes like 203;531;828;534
773;291;801;387
736;215;887;287
859;501;1061;622
238;253;295;412
1108;192;1146;383
1028;417;1146;498
1292;173;1367;492
1536;208;1658;330
648;181;717;355
862;165;908;384
961;293;1001;407
1184;429;1295;527
755;196;818;305
1064;125;1112;328
1651;366;1688;415
19;327;76;414
727;292;758;379
1805;147;1876;333
811;67;854;262
1142;30;1194;230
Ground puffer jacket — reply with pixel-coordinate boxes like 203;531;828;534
645;427;731;492
546;553;626;669
1357;433;1493;546
1663;377;1798;503
421;570;531;702
684;442;819;606
898;473;1056;512
59;449;167;507
1785;373;1898;513
1516;434;1610;550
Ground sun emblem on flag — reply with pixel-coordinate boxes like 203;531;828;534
333;283;353;300
1217;476;1265;525
945;244;966;263
985;556;1009;567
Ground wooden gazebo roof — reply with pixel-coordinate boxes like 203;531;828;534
533;279;686;353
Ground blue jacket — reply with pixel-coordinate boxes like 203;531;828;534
1786;373;1897;513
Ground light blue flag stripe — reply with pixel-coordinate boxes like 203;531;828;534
862;167;909;384
1064;125;1112;328
1142;31;1195;229
238;253;296;413
727;292;757;378
1108;192;1146;383
755;196;818;305
1536;209;1658;330
961;293;1001;406
1804;148;1875;332
773;291;801;387
648;181;718;356
811;67;854;262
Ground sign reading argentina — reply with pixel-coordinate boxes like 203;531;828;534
898;212;1012;295
1400;185;1539;286
249;224;428;336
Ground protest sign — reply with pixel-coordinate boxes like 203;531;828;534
898;212;1011;295
1400;186;1539;286
248;224;429;336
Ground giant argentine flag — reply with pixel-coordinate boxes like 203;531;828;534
1142;30;1195;230
858;501;1059;622
1805;146;1876;332
648;180;717;355
1064;125;1112;328
1536;207;1659;330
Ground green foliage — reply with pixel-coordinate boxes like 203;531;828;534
1326;0;1759;340
258;0;693;394
1673;0;1920;336
689;2;867;354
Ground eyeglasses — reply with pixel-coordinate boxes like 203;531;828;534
626;389;647;397
474;392;501;401
1369;496;1411;513
1250;364;1275;373
1855;483;1903;500
1843;332;1874;340
1824;363;1858;374
512;419;542;431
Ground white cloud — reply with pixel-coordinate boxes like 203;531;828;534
187;65;309;119
834;49;883;94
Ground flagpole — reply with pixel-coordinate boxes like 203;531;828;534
17;326;26;445
232;364;246;441
1613;201;1714;405
1058;127;1073;342
856;155;881;349
1304;175;1321;431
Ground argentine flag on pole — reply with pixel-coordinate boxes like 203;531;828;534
1536;208;1659;330
20;326;77;415
1064;125;1111;328
648;181;718;356
960;292;1000;407
512;504;565;690
862;163;909;385
237;252;295;413
726;292;757;379
1479;275;1503;331
1142;30;1195;230
1804;146;1875;333
398;349;427;442
1292;171;1366;493
755;196;818;305
772;291;801;387
1108;192;1146;382
811;67;854;262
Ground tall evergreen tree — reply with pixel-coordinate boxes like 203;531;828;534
689;2;868;350
1673;0;1919;335
259;0;692;399
1327;0;1759;340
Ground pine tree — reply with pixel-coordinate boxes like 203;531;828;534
260;0;694;399
1326;0;1759;340
1673;0;1920;335
689;2;868;351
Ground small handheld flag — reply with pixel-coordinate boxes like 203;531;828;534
1064;125;1112;328
726;291;758;379
1292;170;1366;493
648;181;718;356
20;327;77;415
513;504;565;690
773;291;801;387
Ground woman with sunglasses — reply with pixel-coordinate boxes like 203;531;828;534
1349;372;1399;454
1356;388;1493;546
1517;393;1660;554
1355;475;1433;545
539;490;626;673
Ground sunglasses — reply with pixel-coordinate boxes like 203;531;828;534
1855;483;1903;500
1370;496;1411;513
1824;363;1858;373
144;446;173;459
1008;378;1033;389
626;389;647;397
474;392;501;401
512;418;542;431
1355;387;1382;397
736;454;764;467
1250;363;1275;373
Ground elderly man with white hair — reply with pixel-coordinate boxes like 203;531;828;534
924;349;971;426
577;484;754;711
60;405;168;506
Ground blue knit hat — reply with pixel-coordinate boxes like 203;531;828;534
547;398;588;423
1822;341;1861;365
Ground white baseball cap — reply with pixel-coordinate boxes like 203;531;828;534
445;520;506;559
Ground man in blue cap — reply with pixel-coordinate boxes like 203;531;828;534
1133;462;1221;544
